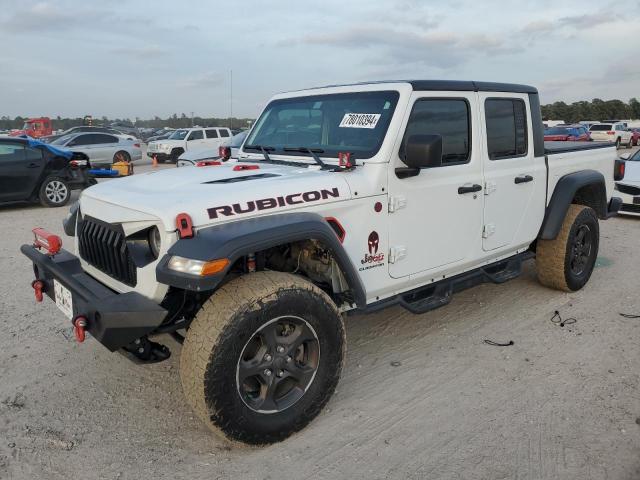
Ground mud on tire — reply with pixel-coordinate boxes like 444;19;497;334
180;271;345;445
536;204;599;292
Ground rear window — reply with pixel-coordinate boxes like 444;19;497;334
485;98;528;159
590;124;612;131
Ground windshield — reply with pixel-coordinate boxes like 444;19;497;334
51;134;73;145
590;124;612;131
22;122;31;130
245;91;400;159
168;129;188;140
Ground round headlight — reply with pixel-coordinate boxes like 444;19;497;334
149;227;161;258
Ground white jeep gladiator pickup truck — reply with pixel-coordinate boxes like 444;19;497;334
22;80;625;445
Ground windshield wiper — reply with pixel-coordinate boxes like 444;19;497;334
243;144;275;162
283;147;328;169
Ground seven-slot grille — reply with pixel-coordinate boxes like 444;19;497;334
78;217;137;286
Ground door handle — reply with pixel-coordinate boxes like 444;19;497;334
27;162;41;168
514;175;533;184
458;184;482;194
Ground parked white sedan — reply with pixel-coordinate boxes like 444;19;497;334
50;132;142;167
616;150;640;216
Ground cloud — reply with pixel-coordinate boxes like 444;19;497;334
558;12;615;28
110;45;164;59
179;72;226;89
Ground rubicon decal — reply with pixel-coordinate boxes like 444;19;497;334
359;231;385;271
207;187;340;219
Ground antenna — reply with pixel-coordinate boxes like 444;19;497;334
230;69;233;130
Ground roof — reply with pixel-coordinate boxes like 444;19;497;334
300;80;538;94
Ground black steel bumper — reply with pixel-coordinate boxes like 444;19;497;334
21;245;167;351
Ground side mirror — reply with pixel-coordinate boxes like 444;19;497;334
619;153;631;160
404;134;442;169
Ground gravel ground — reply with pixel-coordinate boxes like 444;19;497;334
0;156;639;479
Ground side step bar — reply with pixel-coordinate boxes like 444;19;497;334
363;252;534;315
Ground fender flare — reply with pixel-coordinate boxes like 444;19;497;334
156;212;366;307
538;170;607;240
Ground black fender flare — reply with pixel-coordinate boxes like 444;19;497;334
156;212;366;307
538;170;607;240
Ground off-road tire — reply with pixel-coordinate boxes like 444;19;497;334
536;204;599;292
38;176;71;207
180;271;345;445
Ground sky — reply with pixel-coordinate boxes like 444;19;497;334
1;0;640;119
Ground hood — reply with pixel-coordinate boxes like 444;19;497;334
81;162;352;230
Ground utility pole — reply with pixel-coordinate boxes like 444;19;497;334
230;69;233;130
191;111;194;127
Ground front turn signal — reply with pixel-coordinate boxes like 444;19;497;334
167;256;229;276
200;259;230;276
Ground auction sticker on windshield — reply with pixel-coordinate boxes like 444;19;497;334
339;113;381;129
54;279;73;319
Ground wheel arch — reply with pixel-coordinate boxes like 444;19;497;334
156;212;366;307
538;170;606;240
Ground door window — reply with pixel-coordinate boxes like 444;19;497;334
485;99;528;159
400;99;471;166
205;129;218;138
68;134;93;146
92;134;118;144
25;147;43;161
0;143;24;161
219;129;230;137
188;130;204;141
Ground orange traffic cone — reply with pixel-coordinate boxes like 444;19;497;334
152;154;158;168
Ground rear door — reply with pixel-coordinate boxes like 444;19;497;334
479;94;546;251
205;128;221;150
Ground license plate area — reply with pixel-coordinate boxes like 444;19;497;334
54;279;73;319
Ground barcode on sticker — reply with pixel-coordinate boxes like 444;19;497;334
339;113;381;129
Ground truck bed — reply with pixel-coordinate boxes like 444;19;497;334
544;141;614;154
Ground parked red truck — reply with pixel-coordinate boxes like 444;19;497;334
10;117;53;138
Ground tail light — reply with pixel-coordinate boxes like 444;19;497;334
219;146;231;160
69;159;88;167
195;160;222;167
607;131;615;135
32;228;62;255
614;159;625;181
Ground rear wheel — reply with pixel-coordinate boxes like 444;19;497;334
113;150;131;163
180;272;345;445
536;204;599;292
615;137;621;149
39;177;70;207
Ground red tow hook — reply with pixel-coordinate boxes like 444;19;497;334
32;280;44;302
72;316;88;343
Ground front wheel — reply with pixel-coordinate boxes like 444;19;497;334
615;138;621;149
180;272;345;445
39;176;70;207
536;204;599;292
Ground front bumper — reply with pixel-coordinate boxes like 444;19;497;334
21;245;167;351
146;152;171;160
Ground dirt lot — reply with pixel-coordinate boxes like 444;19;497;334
1;158;639;480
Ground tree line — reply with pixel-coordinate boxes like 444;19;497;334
541;98;640;123
2;98;640;131
0;114;254;131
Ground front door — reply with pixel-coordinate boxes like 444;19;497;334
0;142;44;202
478;94;545;251
387;93;484;279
